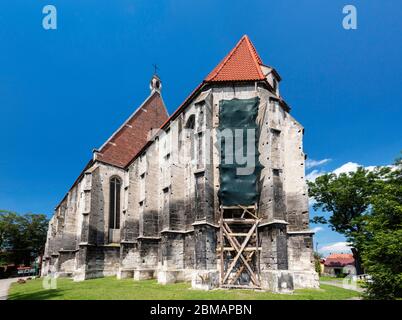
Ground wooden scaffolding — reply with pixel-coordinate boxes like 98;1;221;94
218;204;261;289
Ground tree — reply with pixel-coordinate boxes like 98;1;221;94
360;158;402;299
308;167;382;274
313;252;323;276
308;154;402;299
0;210;48;266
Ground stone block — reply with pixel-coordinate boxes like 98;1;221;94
157;270;182;285
292;270;319;289
260;270;294;293
117;269;134;279
134;269;155;281
191;270;219;290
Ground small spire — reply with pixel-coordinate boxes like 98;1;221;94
150;64;162;93
150;74;162;93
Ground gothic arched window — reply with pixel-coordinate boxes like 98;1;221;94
185;115;196;161
185;114;195;130
109;177;121;229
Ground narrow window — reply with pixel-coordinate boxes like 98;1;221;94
195;173;205;220
109;177;121;229
185;114;196;161
197;132;203;169
139;173;145;201
271;128;281;152
185;115;195;130
162;187;169;229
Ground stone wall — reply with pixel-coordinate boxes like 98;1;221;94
43;81;318;291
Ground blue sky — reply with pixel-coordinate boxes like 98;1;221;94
1;1;401;255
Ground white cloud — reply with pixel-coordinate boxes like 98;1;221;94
311;226;323;233
319;242;352;254
308;161;374;207
331;162;385;175
306;169;325;182
308;161;381;180
306;158;331;169
332;162;361;175
366;165;379;172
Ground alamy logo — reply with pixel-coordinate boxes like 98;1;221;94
147;127;258;176
42;5;57;30
343;5;357;30
42;265;57;289
342;265;358;291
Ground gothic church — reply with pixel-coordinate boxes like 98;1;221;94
42;35;319;292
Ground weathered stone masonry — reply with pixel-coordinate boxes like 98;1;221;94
42;35;319;292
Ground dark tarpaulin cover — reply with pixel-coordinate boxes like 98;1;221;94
218;97;263;206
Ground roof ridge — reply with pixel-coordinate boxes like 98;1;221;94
206;35;246;81
243;36;265;78
98;91;160;152
204;35;266;82
244;35;263;64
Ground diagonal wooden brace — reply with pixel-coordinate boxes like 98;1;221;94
222;222;258;285
223;222;259;285
230;251;255;285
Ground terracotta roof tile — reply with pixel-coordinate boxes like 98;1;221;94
96;92;168;168
205;35;265;82
324;253;355;267
150;35;268;143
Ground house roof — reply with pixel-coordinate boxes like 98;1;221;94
205;35;266;82
324;253;355;267
95;91;168;168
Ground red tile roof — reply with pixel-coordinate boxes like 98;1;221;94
324;253;355;267
205;35;266;82
158;36;268;132
95;92;168;168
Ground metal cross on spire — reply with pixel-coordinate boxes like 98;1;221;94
152;64;159;76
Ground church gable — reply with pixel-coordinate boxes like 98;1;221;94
205;35;266;82
95;85;168;168
152;36;270;136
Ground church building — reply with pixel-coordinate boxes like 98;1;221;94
42;35;319;292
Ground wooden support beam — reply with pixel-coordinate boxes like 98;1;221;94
221;206;255;210
222;225;256;284
222;222;259;285
218;204;261;289
230;251;255;285
221;284;261;290
217;247;261;252
223;219;256;224
219;209;224;285
238;205;258;219
223;221;260;286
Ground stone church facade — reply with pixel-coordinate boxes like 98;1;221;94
42;35;319;292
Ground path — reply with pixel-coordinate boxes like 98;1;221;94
320;280;365;293
0;277;29;300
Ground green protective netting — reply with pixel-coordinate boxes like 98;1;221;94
218;97;263;206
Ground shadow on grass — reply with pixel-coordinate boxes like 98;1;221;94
8;289;66;300
7;277;361;300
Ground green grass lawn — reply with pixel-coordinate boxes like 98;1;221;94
319;276;366;289
319;276;348;282
8;277;360;300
